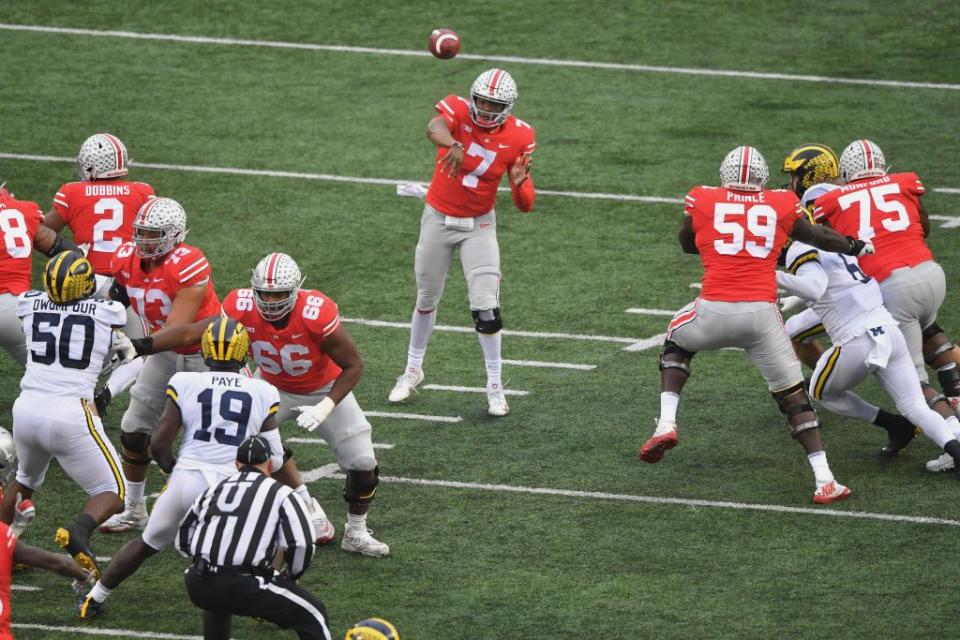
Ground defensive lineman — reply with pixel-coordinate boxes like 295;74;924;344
0;252;128;578
78;317;287;618
389;68;536;416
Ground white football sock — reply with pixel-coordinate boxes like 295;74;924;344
947;415;960;438
660;392;680;424
346;512;367;531
294;485;312;508
406;309;436;370
89;581;113;603
477;332;503;388
106;358;144;398
807;451;835;487
126;480;145;506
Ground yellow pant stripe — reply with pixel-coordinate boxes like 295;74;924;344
81;399;125;501
813;346;842;400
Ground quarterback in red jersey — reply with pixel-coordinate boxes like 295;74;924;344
638;146;873;504
100;197;221;534
812;139;960;469
0;184;79;365
44;134;156;416
389;68;536;417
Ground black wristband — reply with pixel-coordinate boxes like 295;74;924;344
449;141;464;151
843;236;865;256
132;337;154;357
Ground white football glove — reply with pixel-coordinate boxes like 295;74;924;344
294;397;335;432
71;569;97;596
778;295;805;313
111;330;137;364
76;242;92;257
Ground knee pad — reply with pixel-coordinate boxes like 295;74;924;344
343;466;379;505
660;341;695;377
123;432;152;466
936;363;960;397
921;322;945;342
925;340;956;366
472;308;503;334
773;382;819;437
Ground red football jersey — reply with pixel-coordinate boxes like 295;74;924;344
52;180;156;274
223;288;343;394
426;94;536;217
685;186;801;303
111;242;221;354
0;195;43;295
0;523;15;640
812;172;931;282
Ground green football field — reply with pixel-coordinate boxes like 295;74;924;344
1;2;959;638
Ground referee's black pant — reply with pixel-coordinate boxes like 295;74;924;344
184;565;331;640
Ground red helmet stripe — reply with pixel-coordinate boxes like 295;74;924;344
136;198;160;225
859;140;873;170
487;69;504;95
101;133;124;171
739;147;751;184
266;252;281;284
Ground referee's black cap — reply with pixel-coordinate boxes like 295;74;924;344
237;435;272;465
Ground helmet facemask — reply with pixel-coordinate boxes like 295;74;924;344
468;69;517;128
132;198;188;260
250;253;305;322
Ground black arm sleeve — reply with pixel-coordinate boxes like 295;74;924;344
109;280;131;307
42;233;78;257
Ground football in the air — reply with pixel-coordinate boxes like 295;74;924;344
428;28;460;59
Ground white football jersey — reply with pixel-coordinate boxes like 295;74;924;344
166;371;280;470
784;241;895;344
800;182;839;209
16;291;126;398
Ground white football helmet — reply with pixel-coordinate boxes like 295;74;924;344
250;253;305;321
76;133;129;182
469;68;518;128
719;145;769;192
0;427;16;486
132;198;187;259
839;139;887;183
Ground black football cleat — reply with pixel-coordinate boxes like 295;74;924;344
76;595;105;619
879;423;917;459
55;523;100;582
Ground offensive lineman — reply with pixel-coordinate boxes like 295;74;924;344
0;182;80;365
388;68;536;417
45;133;156;415
77;318;291;618
100;197;221;533
133;253;386;555
0;252;128;579
777;232;960;467
638;146;875;503
812;140;960;471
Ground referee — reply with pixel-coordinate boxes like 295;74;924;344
176;435;332;640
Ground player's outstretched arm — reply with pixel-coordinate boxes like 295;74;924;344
33;225;78;257
428;115;464;178
509;156;535;212
791;217;872;256
678;216;699;254
319;326;364;405
13;540;89;581
133;317;216;357
150;399;183;474
41;209;67;233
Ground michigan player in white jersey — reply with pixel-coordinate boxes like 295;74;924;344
0;252;128;581
777;233;960;469
77;317;288;619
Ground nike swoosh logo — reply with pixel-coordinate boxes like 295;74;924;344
291;333;303;338
498;144;511;149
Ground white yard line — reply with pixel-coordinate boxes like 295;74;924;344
11;623;206;639
343;317;642;345
689;283;702;289
287;437;395;449
300;463;343;483
934;188;960;194
304;469;960;527
365;410;463;423
423;384;530;396
927;214;960;228
502;358;596;370
11;585;40;591
0;23;957;91
622;333;668;352
625;308;677;316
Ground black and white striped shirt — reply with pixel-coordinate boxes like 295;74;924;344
176;468;316;580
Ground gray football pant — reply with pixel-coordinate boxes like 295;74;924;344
0;293;26;365
878;260;946;384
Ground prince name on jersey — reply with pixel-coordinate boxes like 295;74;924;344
16;291;126;397
166;370;280;469
222;288;342;394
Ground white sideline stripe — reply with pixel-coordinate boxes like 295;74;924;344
11;585;40;591
503;358;596;370
365;410;463;423
343;316;642;344
424;384;530;396
4;154;960;212
288;437;395;449
11;623;206;639
0;153;681;205
0;23;957;91
305;469;960;527
625;307;677;316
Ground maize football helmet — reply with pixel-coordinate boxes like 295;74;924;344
250;253;305;322
839;139;887;184
469;68;517;128
43;251;96;305
782;143;839;197
76;133;129;182
132;198;187;259
201;317;250;369
0;427;17;486
719;145;769;193
344;618;400;640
